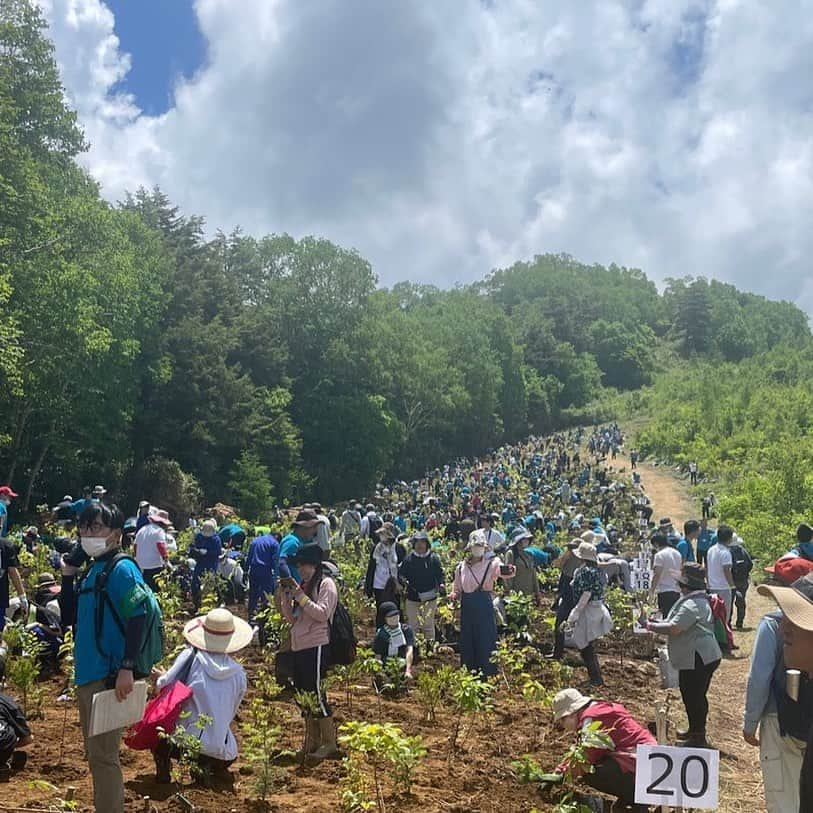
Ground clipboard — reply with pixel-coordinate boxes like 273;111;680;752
89;681;148;737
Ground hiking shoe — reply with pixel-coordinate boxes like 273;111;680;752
10;751;26;770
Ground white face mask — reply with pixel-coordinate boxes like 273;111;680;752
81;536;109;558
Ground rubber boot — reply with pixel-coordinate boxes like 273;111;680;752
153;748;172;784
582;648;604;687
305;716;340;765
682;731;711;748
296;717;321;759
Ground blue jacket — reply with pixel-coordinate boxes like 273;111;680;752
246;534;279;591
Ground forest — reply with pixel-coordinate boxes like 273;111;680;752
1;0;811;525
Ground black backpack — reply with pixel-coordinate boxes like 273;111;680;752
329;600;357;666
367;514;382;539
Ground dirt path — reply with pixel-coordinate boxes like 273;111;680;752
631;458;769;813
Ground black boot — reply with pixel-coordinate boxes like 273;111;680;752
153;744;172;784
582;647;604;687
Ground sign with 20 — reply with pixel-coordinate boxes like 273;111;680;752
634;744;719;809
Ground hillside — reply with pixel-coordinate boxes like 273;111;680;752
1;0;811;519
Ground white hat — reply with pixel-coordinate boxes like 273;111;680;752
574;541;598;562
201;519;218;537
552;688;592;721
183;608;252;654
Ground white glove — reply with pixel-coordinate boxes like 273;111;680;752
19;597;28;614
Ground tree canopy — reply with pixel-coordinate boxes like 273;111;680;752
1;0;810;519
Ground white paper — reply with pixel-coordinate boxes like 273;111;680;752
89;681;148;737
635;744;719;809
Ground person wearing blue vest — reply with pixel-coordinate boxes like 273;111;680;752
278;509;320;583
74;502;148;813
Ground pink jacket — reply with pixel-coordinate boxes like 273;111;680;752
281;576;338;652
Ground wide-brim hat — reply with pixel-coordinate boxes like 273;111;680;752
148;508;171;527
511;528;532;544
376;522;397;540
293;509;320;527
677;562;707;592
411;531;430;545
553;688;592;721
92;485;107;495
289;543;323;567
758;573;813;630
183;608;253;654
37;572;58;588
574;541;598;562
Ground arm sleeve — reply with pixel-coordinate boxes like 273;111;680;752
744;618;781;733
123;613;146;663
433;555;445;585
301;577;338;623
157;646;196;689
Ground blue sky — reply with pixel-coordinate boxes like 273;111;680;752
107;0;205;115
39;1;813;314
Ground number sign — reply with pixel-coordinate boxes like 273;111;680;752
634;744;719;809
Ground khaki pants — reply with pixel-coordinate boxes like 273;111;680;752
760;713;805;813
77;680;125;813
405;598;437;642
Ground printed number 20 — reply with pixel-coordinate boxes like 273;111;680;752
646;752;710;799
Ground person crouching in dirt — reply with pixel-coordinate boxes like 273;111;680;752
151;608;249;787
550;688;654;813
372;601;415;688
0;691;32;780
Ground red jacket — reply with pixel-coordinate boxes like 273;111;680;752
559;700;656;775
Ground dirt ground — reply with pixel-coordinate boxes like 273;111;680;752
0;457;769;813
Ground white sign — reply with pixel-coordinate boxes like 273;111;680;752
634;744;719;809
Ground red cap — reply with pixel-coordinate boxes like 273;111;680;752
773;556;813;586
0;486;18;498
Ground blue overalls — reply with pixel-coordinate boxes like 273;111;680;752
458;563;497;677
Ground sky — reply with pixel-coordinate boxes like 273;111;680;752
37;0;813;311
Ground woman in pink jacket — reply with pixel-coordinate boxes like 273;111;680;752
279;543;338;764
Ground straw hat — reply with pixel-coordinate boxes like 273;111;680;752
553;688;592;721
183;608;253;654
758;573;813;631
574;541;598;562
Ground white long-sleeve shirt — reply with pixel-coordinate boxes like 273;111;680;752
157;646;247;761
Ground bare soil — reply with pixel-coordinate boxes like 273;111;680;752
0;457;767;812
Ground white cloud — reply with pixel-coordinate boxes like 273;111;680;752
38;0;813;311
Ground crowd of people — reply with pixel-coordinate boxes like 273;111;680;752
0;424;812;811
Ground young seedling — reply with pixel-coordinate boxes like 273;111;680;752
338;721;426;813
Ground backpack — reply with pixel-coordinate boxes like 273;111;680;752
329;599;357;666
80;553;164;679
730;545;753;584
367;514;382;539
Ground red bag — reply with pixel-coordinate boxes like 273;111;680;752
124;680;193;750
